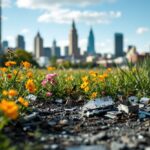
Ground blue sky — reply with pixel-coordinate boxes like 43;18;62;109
2;0;150;55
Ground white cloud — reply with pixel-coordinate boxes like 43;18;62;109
16;0;117;9
136;27;149;35
38;9;122;24
16;0;121;25
21;28;30;34
1;0;12;8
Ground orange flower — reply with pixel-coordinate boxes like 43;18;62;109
18;97;29;107
47;66;56;71
25;79;36;93
8;89;18;97
0;99;19;120
27;71;33;78
103;73;108;78
21;61;31;69
5;61;16;67
0;67;7;72
90;92;97;99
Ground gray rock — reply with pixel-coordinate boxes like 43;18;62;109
111;142;126;150
59;119;69;126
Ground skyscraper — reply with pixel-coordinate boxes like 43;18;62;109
34;32;43;59
44;47;51;58
114;33;124;57
87;28;95;55
69;20;79;58
16;35;25;50
51;40;61;58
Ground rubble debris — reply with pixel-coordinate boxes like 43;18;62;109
139;107;150;119
105;111;122;119
128;96;138;104
55;99;63;104
23;112;39;122
140;97;150;105
118;104;139;114
81;97;114;117
26;94;37;101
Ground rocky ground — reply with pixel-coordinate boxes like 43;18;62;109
2;100;150;150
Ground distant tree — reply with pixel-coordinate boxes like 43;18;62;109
0;49;38;67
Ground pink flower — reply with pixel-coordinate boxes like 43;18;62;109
41;79;48;86
46;73;57;81
46;92;52;97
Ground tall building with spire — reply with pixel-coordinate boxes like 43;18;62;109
34;32;43;59
69;20;79;58
87;28;95;55
16;35;25;50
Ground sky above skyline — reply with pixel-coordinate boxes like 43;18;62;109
2;0;150;55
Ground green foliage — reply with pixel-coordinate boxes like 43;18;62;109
0;49;38;67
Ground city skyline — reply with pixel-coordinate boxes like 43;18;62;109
2;0;150;55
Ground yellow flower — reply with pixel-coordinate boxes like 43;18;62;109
0;99;19;120
80;81;89;89
21;61;31;69
8;89;18;97
2;90;8;96
25;79;36;93
82;76;88;82
98;75;105;82
84;86;89;92
47;66;56;71
90;92;97;99
89;71;97;77
5;61;16;67
18;97;29;107
13;70;18;75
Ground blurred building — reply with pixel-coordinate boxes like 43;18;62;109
34;32;44;59
114;33;124;57
51;40;61;58
64;46;69;57
16;35;25;50
69;20;80;58
44;47;51;59
2;41;9;52
87;28;95;55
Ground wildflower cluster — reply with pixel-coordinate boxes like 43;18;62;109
41;73;57;97
0;61;38;127
80;68;112;99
